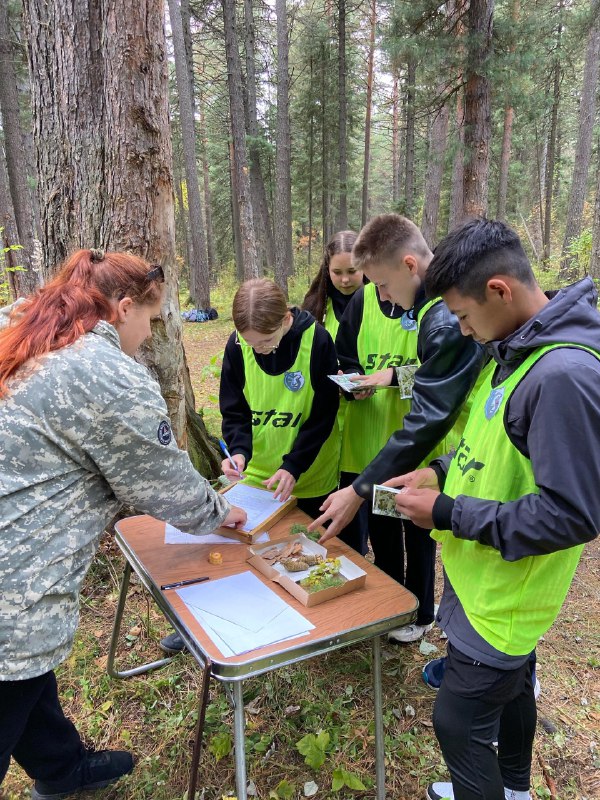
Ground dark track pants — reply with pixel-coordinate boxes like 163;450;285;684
433;643;536;799
0;671;84;785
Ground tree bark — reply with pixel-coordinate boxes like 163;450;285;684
321;41;331;243
543;56;561;262
274;0;293;294
0;0;38;293
421;100;449;247
361;0;376;227
392;64;399;205
559;8;600;279
337;0;348;230
23;0;220;476
244;0;275;271
404;54;416;219
0;144;21;301
462;0;494;218
197;85;217;279
590;138;600;281
449;89;465;231
167;0;210;308
496;0;519;221
221;0;259;279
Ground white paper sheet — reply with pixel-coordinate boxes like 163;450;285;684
165;523;270;545
177;571;314;656
221;483;290;533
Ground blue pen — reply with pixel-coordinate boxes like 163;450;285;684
219;439;241;475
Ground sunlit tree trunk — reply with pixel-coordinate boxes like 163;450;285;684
23;0;220;476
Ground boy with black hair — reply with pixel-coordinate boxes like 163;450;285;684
310;214;485;642
393;218;600;800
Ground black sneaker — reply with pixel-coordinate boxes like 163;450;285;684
31;749;134;799
159;632;186;654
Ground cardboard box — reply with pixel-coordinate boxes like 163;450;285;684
247;534;367;607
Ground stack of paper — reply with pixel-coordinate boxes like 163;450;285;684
165;523;269;545
177;571;314;657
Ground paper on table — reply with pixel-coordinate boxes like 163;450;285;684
177;571;314;657
165;523;270;545
221;483;290;532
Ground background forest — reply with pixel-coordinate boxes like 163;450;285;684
0;1;599;799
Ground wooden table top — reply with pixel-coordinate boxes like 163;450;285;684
115;508;418;680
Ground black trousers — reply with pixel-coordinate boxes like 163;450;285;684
338;472;436;624
0;671;84;785
433;643;536;799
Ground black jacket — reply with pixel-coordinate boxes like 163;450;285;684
219;308;339;480
345;285;486;498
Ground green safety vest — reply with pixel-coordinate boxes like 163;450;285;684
241;321;340;498
340;283;418;473
324;296;348;450
433;344;597;655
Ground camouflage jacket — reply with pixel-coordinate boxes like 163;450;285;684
0;318;230;680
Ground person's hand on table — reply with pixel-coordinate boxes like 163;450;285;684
308;484;364;543
383;467;439;491
394;487;440;530
263;469;296;502
221;454;245;481
223;505;247;528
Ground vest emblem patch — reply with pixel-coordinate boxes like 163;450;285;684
284;370;304;392
401;312;417;331
157;419;172;445
485;387;505;420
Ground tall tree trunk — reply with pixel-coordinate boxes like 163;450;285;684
274;0;292;295
590;139;600;280
421;100;449;247
229;139;244;282
496;0;519;221
404;54;416;219
308;55;315;267
361;0;376;227
197;86;216;279
0;144;21;301
0;0;38;293
23;0;220;476
221;0;259;279
462;0;493;218
321;41;331;243
337;0;348;230
392;64;399;205
543;56;561;262
244;0;274;271
449;90;465;230
559;8;600;279
173;139;193;289
167;0;210;307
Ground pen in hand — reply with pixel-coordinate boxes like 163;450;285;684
219;439;242;476
161;576;210;591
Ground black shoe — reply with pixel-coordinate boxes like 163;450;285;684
31;750;134;799
159;632;186;654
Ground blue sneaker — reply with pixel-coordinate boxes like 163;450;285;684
422;656;446;690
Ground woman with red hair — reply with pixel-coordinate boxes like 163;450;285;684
0;249;245;800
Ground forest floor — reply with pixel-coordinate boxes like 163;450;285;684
3;314;599;800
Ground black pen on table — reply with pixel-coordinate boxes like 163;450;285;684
160;576;210;591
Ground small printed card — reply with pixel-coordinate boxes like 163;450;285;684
328;373;363;392
395;364;418;399
372;484;409;520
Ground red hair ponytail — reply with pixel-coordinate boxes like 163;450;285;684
0;249;163;397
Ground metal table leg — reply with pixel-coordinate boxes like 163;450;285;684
373;635;386;800
187;657;213;800
107;561;174;678
232;680;248;800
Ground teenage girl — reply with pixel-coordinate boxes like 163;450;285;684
219;278;340;520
